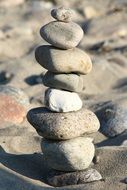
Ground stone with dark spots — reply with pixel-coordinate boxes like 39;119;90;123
27;107;100;140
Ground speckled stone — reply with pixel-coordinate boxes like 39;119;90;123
41;137;95;171
43;72;84;92
27;107;100;140
40;21;83;49
35;45;92;74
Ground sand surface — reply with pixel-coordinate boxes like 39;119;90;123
0;0;127;189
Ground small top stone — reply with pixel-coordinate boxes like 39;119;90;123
51;7;73;22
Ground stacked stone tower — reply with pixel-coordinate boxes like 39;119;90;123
27;7;102;187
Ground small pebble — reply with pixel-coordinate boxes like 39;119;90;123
51;7;73;22
93;155;100;164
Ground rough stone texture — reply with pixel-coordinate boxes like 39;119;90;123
27;107;100;140
35;45;92;74
47;168;102;187
0;85;29;128
96;98;127;137
51;7;74;22
43;72;84;92
45;88;82;112
40;21;83;49
41;137;95;171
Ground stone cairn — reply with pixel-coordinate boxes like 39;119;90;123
27;7;102;187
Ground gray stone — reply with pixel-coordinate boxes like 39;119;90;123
41;137;95;171
35;45;92;74
43;71;84;92
47;169;102;187
27;107;100;140
51;7;74;22
45;88;82;112
40;21;83;49
96;98;127;137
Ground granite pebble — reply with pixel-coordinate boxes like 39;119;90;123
27;107;100;140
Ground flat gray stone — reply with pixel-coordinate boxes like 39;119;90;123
45;88;82;112
40;21;83;49
51;7;74;22
27;107;100;140
43;72;84;92
42;137;95;171
47;168;102;187
35;45;92;74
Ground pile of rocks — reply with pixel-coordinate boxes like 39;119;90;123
27;7;102;187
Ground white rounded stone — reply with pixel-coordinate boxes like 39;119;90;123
45;88;82;112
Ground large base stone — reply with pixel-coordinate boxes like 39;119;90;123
47;168;102;187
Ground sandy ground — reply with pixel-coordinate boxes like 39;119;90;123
0;0;127;189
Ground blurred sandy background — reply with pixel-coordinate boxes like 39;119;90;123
0;0;127;189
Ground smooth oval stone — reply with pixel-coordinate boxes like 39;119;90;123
51;7;73;22
27;107;100;140
47;169;102;187
40;21;83;49
45;88;82;112
35;45;92;74
41;137;95;171
43;72;84;92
